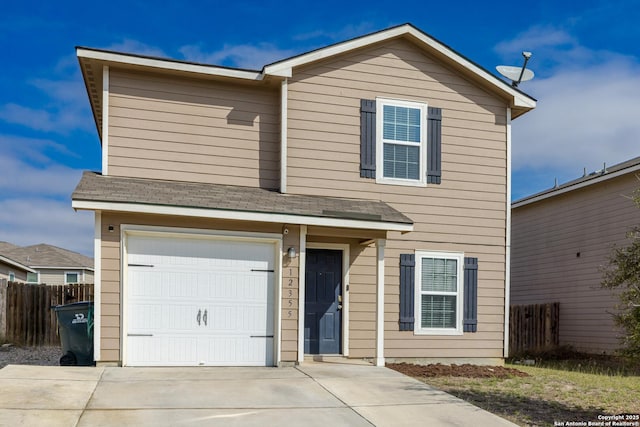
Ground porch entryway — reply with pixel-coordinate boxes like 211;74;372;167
304;249;343;355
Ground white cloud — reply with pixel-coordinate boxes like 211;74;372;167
0;197;94;257
105;39;167;58
502;26;640;186
293;22;378;42
0;155;82;197
179;43;296;69
495;25;576;57
0;133;78;165
0;134;90;255
0;73;92;134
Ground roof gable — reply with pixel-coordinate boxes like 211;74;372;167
263;23;535;117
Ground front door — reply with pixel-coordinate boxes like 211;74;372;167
304;249;342;354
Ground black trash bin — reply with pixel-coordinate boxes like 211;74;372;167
54;301;94;366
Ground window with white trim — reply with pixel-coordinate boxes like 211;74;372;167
376;98;427;186
26;272;39;284
8;272;15;282
414;251;464;335
65;272;79;284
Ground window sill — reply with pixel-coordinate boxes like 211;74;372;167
414;328;464;336
375;177;426;187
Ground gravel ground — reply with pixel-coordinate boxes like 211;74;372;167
0;345;62;369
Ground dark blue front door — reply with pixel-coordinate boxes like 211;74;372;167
305;249;342;354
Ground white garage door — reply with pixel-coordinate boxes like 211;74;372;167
125;234;275;367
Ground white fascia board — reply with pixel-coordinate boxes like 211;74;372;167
77;48;264;81
263;25;536;109
512;163;640;208
72;200;414;232
29;266;95;271
0;255;36;273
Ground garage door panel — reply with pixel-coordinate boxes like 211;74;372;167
203;337;274;366
126;234;276;367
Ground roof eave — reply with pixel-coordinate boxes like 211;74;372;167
71;199;414;233
0;255;37;273
29;266;95;271
513;162;640;208
76;47;265;81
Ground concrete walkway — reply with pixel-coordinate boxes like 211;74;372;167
0;362;517;426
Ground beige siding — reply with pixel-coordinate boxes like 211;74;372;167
511;173;639;353
281;225;300;362
107;69;280;189
98;213;285;363
0;262;27;282
35;269;93;286
287;39;509;360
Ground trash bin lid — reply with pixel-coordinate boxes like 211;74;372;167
53;301;94;311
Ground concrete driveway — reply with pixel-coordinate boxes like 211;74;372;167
0;362;516;426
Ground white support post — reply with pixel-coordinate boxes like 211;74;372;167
504;107;512;358
297;225;307;363
375;239;386;366
280;78;288;193
93;211;102;361
102;65;109;175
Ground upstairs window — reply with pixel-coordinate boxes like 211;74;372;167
376;99;427;186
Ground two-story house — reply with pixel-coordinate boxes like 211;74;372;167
72;23;535;367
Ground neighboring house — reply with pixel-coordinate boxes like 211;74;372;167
0;255;35;284
0;242;94;286
72;23;535;367
511;157;640;354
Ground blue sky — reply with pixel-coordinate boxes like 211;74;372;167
2;1;640;256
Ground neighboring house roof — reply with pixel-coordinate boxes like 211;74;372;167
72;172;414;232
1;243;94;270
0;241;20;253
0;254;36;273
513;156;640;208
77;23;536;139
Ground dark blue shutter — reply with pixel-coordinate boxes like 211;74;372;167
360;99;376;178
427;107;442;184
399;254;415;331
463;257;478;332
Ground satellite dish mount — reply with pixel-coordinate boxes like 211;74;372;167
496;51;534;87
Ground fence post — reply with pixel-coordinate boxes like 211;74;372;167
509;302;560;357
0;279;6;338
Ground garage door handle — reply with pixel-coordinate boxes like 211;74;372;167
203;309;207;326
128;333;153;337
250;335;274;338
196;309;201;326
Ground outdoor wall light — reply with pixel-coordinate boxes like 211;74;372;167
287;247;297;258
108;225;115;232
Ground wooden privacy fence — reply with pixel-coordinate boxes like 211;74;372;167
4;282;94;346
509;302;560;357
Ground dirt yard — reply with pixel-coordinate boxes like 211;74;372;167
388;362;529;379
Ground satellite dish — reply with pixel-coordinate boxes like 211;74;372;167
497;51;535;87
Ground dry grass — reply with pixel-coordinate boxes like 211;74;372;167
413;365;640;427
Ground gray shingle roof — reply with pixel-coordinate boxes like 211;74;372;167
513;155;640;206
0;244;94;269
72;172;413;227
